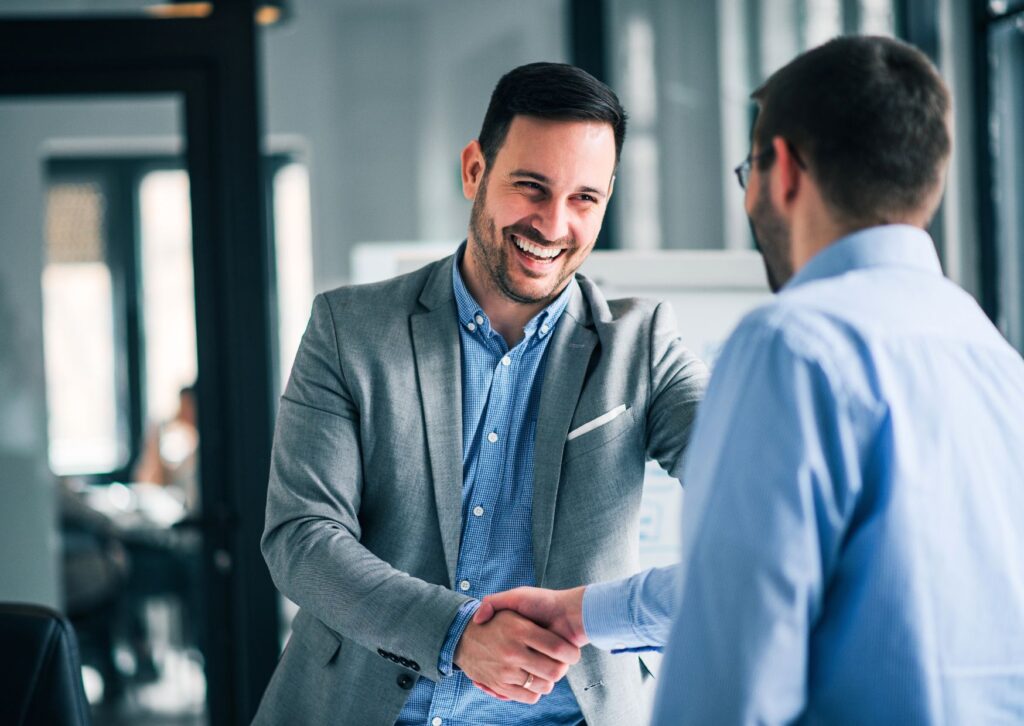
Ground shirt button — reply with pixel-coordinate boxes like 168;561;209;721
501;355;511;366
475;314;484;325
540;324;549;334
466;322;476;332
432;718;443;726
487;432;498;443
473;505;484;517
459;580;471;591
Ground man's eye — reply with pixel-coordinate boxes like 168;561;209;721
577;194;598;204
516;181;543;192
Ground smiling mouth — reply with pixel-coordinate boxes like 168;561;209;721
510;233;566;262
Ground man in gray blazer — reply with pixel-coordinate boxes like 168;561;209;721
255;62;707;725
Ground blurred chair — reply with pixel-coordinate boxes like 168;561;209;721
0;603;91;726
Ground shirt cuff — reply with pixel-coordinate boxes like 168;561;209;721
438;598;481;676
582;578;640;651
582;566;679;653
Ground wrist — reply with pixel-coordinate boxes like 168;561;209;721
581;579;634;651
442;599;480;675
562;586;589;646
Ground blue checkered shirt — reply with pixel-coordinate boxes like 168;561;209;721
395;248;583;725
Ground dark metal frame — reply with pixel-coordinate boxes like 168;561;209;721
569;0;618;250
968;2;1024;324
895;0;1008;324
0;5;279;723
967;0;1000;323
895;0;948;268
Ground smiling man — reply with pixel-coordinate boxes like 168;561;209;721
254;63;708;726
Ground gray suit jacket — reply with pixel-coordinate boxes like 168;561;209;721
254;254;708;725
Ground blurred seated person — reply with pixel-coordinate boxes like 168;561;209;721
122;384;205;677
58;477;139;698
133;383;199;513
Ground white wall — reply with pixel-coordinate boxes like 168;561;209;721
261;0;568;291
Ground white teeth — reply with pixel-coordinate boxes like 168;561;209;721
512;234;562;259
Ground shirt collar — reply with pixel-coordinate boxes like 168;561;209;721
451;241;575;341
785;224;943;291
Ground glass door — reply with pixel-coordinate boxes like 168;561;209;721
0;94;208;725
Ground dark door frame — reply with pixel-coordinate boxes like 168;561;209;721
569;0;618;250
896;0;1006;324
0;5;279;724
967;2;1024;328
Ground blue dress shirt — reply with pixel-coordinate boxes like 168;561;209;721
397;248;583;725
584;225;1024;724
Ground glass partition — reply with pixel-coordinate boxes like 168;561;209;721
990;13;1024;352
0;94;208;725
606;0;896;251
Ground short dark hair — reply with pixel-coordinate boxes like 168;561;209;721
478;62;627;168
752;35;951;225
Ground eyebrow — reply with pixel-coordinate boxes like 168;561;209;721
508;169;607;198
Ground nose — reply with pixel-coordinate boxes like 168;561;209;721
531;197;571;243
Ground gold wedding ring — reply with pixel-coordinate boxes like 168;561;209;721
522;672;535;689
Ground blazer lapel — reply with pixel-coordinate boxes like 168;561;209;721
410;257;463;588
532;284;597;586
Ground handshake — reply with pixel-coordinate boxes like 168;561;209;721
453;586;588;704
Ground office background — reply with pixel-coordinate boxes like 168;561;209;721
0;1;1021;724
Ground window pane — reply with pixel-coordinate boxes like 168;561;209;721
990;17;1024;351
608;0;895;251
42;181;124;475
273;162;315;391
139;170;197;424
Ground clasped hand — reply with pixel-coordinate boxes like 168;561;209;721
453;586;587;704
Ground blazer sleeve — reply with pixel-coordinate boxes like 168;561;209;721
645;301;711;481
261;294;470;681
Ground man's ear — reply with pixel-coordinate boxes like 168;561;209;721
770;135;802;210
461;140;486;201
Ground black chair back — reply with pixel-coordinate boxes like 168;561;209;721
0;603;91;726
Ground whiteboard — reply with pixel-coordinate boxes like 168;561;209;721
580;250;771;568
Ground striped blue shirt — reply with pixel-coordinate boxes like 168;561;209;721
396;247;582;725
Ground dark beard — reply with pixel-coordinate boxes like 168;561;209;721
749;183;793;293
467;173;574;305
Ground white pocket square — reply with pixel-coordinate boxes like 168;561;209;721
567;404;628;441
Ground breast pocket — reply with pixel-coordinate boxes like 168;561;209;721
563;404;636;463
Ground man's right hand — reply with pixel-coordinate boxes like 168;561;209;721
473;586;588;647
454;609;580;704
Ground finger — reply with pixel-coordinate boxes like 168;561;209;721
476;678;536;704
473;601;496;625
481;588;528;614
492;682;542;705
520;671;555;696
522;623;581;666
518;649;571;683
472;681;508;701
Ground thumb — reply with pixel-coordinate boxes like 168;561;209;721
473;600;496;625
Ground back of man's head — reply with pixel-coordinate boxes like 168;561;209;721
752;35;951;228
478;62;627;169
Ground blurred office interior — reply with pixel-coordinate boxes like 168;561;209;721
0;0;1021;724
